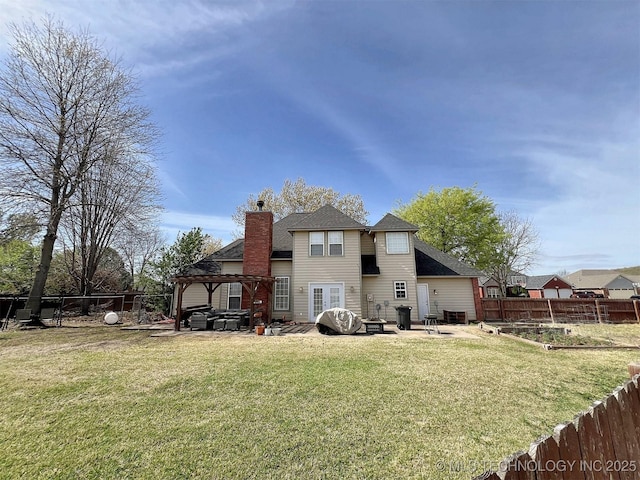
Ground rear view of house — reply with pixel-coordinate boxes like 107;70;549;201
174;204;483;325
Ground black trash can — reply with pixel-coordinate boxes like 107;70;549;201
395;305;412;330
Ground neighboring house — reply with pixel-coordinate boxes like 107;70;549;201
479;273;572;298
524;275;573;299
478;276;502;298
479;273;529;298
174;204;483;324
565;270;640;299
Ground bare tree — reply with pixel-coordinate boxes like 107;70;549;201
485;211;540;296
233;178;369;232
59;142;161;298
0;18;157;314
116;224;165;291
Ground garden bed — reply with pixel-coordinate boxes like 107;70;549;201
480;322;639;350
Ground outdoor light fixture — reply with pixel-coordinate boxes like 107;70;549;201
298;286;303;293
433;289;438;295
350;286;355;293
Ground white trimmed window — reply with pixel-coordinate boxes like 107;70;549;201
274;277;290;311
487;287;500;298
228;282;242;309
394;281;408;299
386;232;409;254
328;231;343;256
309;232;324;256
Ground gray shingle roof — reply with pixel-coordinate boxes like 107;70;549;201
370;213;418;232
208;238;244;261
524;275;571;289
287;205;365;231
414;238;482;277
178;257;223;276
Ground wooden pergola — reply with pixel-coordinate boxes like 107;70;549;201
171;274;276;332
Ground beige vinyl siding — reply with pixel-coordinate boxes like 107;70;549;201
271;260;293;321
360;232;375;255
361;232;418;322
419;277;477;321
292;229;362;321
177;283;210;312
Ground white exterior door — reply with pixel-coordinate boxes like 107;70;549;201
309;283;344;320
417;284;430;321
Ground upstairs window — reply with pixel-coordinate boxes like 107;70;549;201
487;286;500;298
328;231;343;256
386;232;409;254
309;232;324;256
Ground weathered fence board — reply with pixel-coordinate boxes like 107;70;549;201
528;434;563;480
575;412;606;480
614;386;640;461
498;450;535;480
554;422;585;480
590;401;621;480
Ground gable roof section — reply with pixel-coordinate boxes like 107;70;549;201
369;213;418;232
208;238;244;261
287;205;365;231
414;238;482;277
178;257;223;276
525;275;571;290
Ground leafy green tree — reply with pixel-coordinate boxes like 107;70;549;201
394;186;504;270
232;178;369;231
0;240;38;294
151;228;219;294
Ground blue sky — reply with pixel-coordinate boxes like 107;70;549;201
1;0;638;275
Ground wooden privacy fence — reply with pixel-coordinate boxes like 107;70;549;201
473;374;640;480
482;298;640;324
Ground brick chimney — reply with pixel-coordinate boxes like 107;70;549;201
241;200;273;318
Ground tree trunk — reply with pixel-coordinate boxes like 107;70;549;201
25;231;57;315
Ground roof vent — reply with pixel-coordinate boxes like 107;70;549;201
257;200;264;211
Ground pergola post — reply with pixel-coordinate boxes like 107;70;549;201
174;283;188;331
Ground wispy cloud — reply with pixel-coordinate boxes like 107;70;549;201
0;0;292;74
161;210;236;243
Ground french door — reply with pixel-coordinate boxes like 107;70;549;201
309;283;344;320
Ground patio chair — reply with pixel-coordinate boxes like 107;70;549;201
189;312;208;330
40;307;61;327
16;309;32;326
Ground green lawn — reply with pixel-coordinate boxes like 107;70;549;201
1;325;638;479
